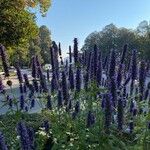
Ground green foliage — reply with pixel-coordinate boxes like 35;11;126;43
82;21;150;60
1;84;150;149
39;25;51;64
0;0;51;66
28;25;51;64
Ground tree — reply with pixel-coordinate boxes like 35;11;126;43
82;24;139;57
0;0;51;65
39;25;51;64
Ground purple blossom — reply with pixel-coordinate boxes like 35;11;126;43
73;38;78;64
117;97;124;130
30;99;35;109
0;77;4;93
43;120;50;133
76;67;81;92
47;95;52;110
46;69;50;81
19;84;24;94
93;45;98;78
16;65;23;83
20;95;25;110
104;93;112;133
139;61;146;100
17;122;31;150
68;65;74;90
31;56;37;78
129;121;134;133
75;101;80;114
57;90;63;108
96;51;102;86
109;49;116;79
69;46;72;63
0;132;8;150
32;79;39;93
23;74;30;87
62;71;69;105
86;111;95;128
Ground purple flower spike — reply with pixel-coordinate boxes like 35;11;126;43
104;93;112;133
31;56;37;78
32;79;38;93
23;74;30;87
17;122;31;150
43;120;50;133
30;99;35;109
57;90;63;108
62;71;69;105
68;65;74;90
47;95;52;110
109;49;116;79
117;97;124;130
86;111;95;128
0;132;8;150
73;38;78;64
75;101;80;114
139;61;146;101
0;77;4;93
76;67;81;92
16;65;23;83
20;95;25;110
129;121;134;133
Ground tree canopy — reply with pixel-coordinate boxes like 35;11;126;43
0;0;51;66
82;21;150;60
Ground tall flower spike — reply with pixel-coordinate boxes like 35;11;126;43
47;69;50;81
32;79;38;92
68;65;74;90
62;71;69;105
19;84;24;94
28;127;35;149
109;49;116;79
52;41;59;79
43;120;50;133
97;50;102;86
139;61;146;101
57;89;63;108
58;43;63;65
93;44;98;78
75;101;80;114
20;95;25;110
17;122;31;150
76;67;81;92
47;95;52;110
0;132;8;150
86;111;95;128
0;77;4;93
31;56;37;78
69;45;72;63
131;49;137;81
16;65;23;83
109;76;117;107
50;47;55;72
104;93;112;133
73;38;78;64
0;45;9;77
23;74;30;87
116;45;127;87
117;97;124;130
120;44;127;64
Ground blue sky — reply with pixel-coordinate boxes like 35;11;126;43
35;0;150;56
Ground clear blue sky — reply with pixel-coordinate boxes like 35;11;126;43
35;0;150;56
